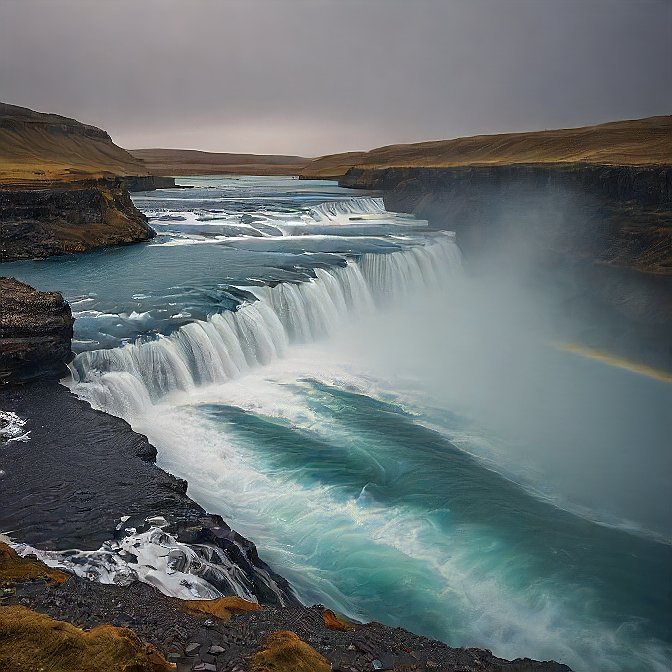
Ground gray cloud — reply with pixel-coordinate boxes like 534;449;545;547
0;0;670;154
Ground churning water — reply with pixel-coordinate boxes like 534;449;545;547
5;176;671;672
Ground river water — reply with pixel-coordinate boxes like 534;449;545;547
4;176;671;672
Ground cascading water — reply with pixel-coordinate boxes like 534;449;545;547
69;235;462;417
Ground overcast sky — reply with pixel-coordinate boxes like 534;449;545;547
1;0;670;155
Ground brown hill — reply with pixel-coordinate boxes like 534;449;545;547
0;102;148;184
301;116;672;179
130;148;311;176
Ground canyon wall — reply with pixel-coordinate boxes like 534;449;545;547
0;181;156;261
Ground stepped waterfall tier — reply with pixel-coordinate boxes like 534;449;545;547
69;236;461;415
3;176;671;672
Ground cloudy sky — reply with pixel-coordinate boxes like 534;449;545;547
1;0;670;155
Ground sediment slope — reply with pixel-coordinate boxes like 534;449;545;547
131;148;311;176
0;102;149;184
300;116;672;178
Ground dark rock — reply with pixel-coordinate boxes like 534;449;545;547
0;277;73;383
0;181;155;261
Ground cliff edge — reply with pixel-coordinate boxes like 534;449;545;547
0;103;166;261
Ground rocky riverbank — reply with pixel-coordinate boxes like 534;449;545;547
1;544;571;672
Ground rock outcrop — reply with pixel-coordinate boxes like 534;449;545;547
0;181;156;261
0;278;73;384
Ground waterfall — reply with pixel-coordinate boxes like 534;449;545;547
308;196;387;222
70;236;462;418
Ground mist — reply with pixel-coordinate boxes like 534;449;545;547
329;205;672;540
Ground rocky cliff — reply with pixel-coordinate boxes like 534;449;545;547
0;277;73;384
0;181;155;261
0;103;170;261
341;164;672;272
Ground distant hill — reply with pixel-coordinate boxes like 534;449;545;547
130;148;312;177
301;116;672;179
0;103;148;184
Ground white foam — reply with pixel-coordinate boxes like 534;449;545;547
0;411;30;443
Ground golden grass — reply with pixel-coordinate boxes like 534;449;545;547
182;596;261;622
301;116;672;178
249;631;330;672
0;104;148;184
556;343;672;383
0;605;174;672
0;543;68;586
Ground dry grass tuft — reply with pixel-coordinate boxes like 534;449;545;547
0;542;68;586
0;605;174;672
249;630;330;672
323;608;356;631
182;596;261;622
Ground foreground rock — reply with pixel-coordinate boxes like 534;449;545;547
2;545;571;672
0;278;73;383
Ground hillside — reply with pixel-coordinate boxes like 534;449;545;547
301;116;672;179
0;102;149;184
130;148;311;177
